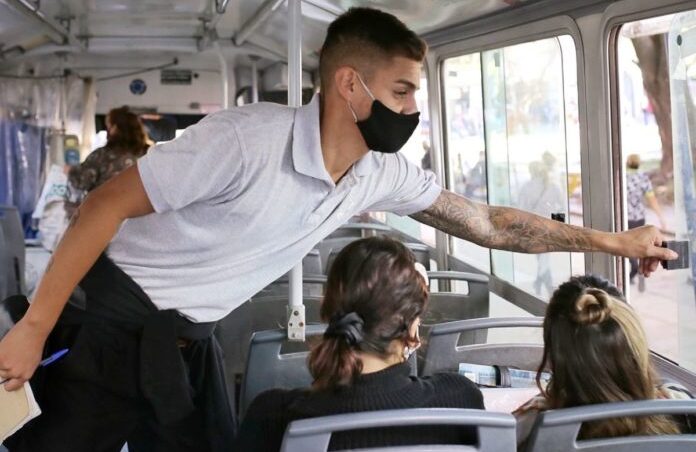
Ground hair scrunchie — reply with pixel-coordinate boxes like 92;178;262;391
324;312;365;346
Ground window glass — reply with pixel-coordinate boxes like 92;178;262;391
442;35;582;296
617;13;696;371
376;73;437;248
443;53;491;272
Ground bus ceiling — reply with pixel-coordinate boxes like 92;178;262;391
0;0;559;70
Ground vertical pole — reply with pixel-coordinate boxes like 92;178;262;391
251;56;260;103
287;0;305;341
214;41;229;109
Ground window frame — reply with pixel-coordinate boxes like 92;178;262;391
602;0;696;379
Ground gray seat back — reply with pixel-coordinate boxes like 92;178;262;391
240;325;418;420
0;206;25;296
422;272;490;326
216;295;324;377
316;237;357;273
304;249;323;274
321;239;430;274
427;271;488;294
406;243;430;270
257;274;327;298
249;294;324;331
280;408;517;452
325;222;394;240
422;317;544;377
240;324;327;419
525;399;696;452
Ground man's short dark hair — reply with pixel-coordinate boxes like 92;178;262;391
319;7;427;89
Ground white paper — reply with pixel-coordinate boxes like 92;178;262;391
1;382;42;443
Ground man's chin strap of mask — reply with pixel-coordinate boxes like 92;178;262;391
348;73;420;154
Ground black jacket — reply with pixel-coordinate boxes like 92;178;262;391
235;362;484;451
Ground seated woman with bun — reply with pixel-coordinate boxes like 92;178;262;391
235;236;484;451
515;275;694;445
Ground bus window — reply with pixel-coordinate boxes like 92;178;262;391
616;12;696;371
443;35;583;294
374;73;437;249
443;53;490;272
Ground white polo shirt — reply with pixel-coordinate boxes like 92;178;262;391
107;94;441;322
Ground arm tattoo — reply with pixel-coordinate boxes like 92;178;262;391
410;190;596;253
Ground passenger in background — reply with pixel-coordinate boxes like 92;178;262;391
236;237;484;452
515;275;694;445
517;153;565;296
67;106;150;194
626;154;668;291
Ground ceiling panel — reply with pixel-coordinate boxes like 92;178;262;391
1;0;545;69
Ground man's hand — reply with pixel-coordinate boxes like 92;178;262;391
0;318;49;391
613;225;678;276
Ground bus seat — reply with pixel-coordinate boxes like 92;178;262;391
325;222;394;240
426;271;489;294
240;325;418;420
322;239;430;274
238;294;323;377
249;294;323;330
271;248;323;275
316;237;362;273
216;294;323;378
406;243;431;270
0;206;25;296
651;352;696;393
239;324;326;419
422;317;544;377
304;249;323;274
280;408;516;452
257;274;327;298
524;399;696;452
421;272;490;326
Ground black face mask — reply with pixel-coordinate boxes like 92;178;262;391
350;74;420;154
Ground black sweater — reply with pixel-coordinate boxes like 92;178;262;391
234;362;484;451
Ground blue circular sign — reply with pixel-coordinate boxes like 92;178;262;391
129;78;147;95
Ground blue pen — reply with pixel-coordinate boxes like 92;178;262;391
0;348;69;385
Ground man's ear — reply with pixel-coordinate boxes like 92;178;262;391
334;66;357;102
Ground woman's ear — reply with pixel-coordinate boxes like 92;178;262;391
407;317;421;347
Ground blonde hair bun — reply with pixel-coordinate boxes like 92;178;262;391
572;288;613;325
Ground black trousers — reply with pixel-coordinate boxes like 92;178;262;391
6;324;208;452
628;219;646;280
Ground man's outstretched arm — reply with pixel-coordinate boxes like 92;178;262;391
411;189;677;259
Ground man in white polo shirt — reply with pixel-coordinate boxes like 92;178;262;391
0;6;677;452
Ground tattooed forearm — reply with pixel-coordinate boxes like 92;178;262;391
411;190;597;254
